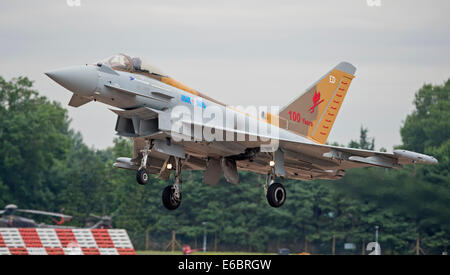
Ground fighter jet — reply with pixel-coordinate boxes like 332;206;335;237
46;53;438;210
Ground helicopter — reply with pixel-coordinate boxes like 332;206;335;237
84;213;118;229
0;204;72;228
37;213;118;229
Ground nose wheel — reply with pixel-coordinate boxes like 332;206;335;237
136;168;149;185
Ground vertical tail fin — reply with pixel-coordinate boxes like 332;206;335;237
276;62;356;144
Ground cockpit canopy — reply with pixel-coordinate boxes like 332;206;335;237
99;53;167;77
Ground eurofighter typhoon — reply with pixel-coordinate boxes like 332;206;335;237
46;53;437;210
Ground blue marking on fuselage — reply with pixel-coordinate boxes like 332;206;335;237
181;94;192;104
196;99;206;109
180;94;207;108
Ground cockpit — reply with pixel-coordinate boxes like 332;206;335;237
97;53;224;106
99;53;167;77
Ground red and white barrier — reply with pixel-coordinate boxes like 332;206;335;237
0;228;135;255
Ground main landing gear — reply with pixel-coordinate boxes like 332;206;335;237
265;167;286;208
136;140;286;210
135;140;183;210
161;157;182;210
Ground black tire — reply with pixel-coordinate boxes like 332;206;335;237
162;185;182;210
136;168;149;185
266;182;286;208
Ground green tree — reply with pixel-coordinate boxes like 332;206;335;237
0;76;71;211
348;126;375;150
399;80;450;253
0;75;448;254
400;80;450;153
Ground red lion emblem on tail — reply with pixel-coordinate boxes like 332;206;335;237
309;90;324;113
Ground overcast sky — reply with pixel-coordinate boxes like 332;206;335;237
1;0;449;151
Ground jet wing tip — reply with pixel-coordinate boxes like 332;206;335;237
393;149;438;165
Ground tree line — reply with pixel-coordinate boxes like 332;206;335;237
0;76;448;254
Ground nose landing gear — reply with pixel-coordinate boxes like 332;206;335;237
136;140;152;185
134;139;184;210
136;168;149;185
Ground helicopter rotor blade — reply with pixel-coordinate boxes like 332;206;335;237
16;209;72;220
89;214;102;220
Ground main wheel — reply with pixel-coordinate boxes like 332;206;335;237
162;185;182;210
136;168;149;185
266;182;286;208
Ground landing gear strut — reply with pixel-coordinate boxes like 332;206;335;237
136;140;152;185
162;157;182;210
265;165;286;208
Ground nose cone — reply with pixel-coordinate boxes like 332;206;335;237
45;65;98;96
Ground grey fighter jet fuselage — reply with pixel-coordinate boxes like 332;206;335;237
46;53;438;210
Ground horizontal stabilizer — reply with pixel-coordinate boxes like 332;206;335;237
68;94;92;107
